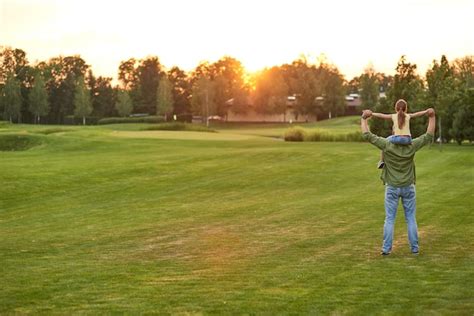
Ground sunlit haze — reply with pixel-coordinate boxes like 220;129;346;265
1;0;473;80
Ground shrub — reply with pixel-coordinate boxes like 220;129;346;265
0;134;44;151
304;130;364;142
34;128;74;135
144;122;216;132
0;121;11;128
98;116;165;125
284;127;306;141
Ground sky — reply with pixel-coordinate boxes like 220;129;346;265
1;0;473;81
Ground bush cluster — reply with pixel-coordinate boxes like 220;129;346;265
144;122;216;133
97;116;165;125
0;134;44;151
284;127;306;141
284;128;364;142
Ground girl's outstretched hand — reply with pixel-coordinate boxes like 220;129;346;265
426;108;435;117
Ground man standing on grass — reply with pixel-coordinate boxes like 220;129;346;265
360;108;436;256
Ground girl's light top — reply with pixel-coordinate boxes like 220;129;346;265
391;113;411;136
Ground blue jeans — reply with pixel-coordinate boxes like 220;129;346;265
387;135;412;145
382;184;419;253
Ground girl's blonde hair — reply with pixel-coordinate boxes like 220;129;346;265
395;99;408;129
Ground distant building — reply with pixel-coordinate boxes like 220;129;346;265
345;93;362;115
226;96;316;123
225;93;364;123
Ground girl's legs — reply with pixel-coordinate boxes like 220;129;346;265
378;152;385;169
389;135;412;145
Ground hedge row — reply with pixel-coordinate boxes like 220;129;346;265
284;127;364;142
143;122;216;132
97;116;165;125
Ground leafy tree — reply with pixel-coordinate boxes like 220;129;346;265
359;65;379;110
208;56;247;116
450;101;474;144
453;56;474;89
370;97;393;137
254;67;289;117
118;58;139;90
115;90;133;117
0;47;28;83
426;55;456;142
156;75;174;120
28;71;50;123
321;65;346;118
168;66;191;116
373;56;425;137
136;56;163;114
44;55;89;124
281;59;319;117
2;74;22;122
450;57;474;144
90;75;116;118
191;76;216;126
73;76;92;125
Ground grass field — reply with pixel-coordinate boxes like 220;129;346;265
1;118;473;314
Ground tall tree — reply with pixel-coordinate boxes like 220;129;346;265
2;74;23;122
281;59;320;117
168;66;191;116
0;47;29;83
254;67;289;117
115;90;133;117
156;75;174;120
191;76;216;126
208;56;247;116
450;56;474;144
359;65;379;110
73;76;92;125
322;66;346;118
118;58;139;90
45;55;89;124
426;55;456;143
28;71;50;123
90;75;116;118
136;56;163;114
376;55;425;137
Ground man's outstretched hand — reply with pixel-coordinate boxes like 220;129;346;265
362;110;373;119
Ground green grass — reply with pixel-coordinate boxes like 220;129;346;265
0;120;473;314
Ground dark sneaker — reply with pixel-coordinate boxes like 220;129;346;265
412;251;419;255
377;161;385;169
381;251;390;256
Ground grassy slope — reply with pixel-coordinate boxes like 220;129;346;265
212;116;360;138
0;122;473;314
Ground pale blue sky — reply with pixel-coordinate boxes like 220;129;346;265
1;0;473;80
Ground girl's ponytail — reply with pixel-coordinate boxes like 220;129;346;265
395;99;408;129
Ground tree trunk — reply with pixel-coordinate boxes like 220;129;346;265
439;116;442;151
83;116;86;125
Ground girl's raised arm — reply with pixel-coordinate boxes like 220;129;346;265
371;112;392;120
409;110;428;118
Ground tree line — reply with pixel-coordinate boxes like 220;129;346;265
0;46;472;143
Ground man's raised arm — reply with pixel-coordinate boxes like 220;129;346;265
426;108;436;135
360;110;387;150
360;110;372;133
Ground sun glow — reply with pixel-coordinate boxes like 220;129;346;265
1;0;473;80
